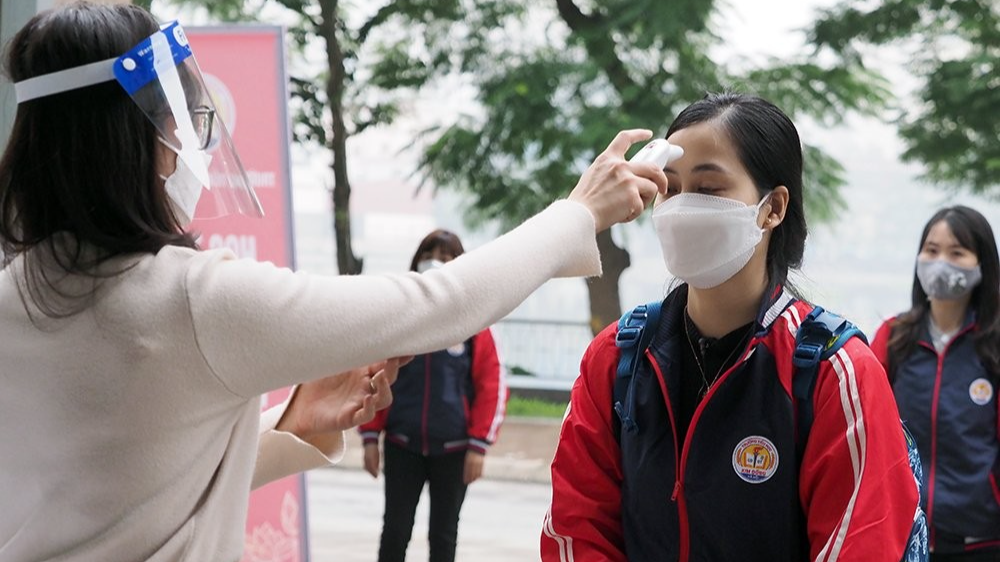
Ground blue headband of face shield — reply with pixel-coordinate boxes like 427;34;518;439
13;22;263;220
14;22;191;103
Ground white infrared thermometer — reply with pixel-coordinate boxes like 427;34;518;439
629;139;684;169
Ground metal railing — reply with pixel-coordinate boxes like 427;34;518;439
493;317;594;384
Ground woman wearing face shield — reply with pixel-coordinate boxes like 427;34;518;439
871;207;1000;562
0;3;666;562
543;92;922;562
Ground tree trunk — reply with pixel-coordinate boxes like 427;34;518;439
587;229;630;335
556;0;643;335
319;0;363;274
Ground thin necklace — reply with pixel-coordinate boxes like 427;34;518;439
684;308;753;398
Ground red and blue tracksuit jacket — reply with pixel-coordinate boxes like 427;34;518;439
360;328;507;455
543;286;920;562
873;315;1000;553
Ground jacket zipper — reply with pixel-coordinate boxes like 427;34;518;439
674;338;759;562
649;340;759;562
923;324;975;549
647;351;686;560
421;354;432;455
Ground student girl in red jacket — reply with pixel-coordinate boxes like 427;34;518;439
542;93;922;562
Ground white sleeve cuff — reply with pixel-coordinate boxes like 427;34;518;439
547;200;602;278
251;386;346;490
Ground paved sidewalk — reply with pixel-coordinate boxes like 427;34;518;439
334;419;562;484
305;466;552;561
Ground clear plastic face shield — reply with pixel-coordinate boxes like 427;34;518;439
13;22;264;221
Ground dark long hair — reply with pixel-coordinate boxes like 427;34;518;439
887;206;1000;378
409;230;465;272
0;2;196;317
666;92;807;293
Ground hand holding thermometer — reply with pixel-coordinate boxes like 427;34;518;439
629;138;684;169
626;139;682;218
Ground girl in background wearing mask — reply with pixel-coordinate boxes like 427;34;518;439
360;229;507;562
872;207;1000;562
542;92;920;562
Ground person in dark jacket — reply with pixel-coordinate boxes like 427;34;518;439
359;229;508;562
873;206;1000;562
543;92;922;562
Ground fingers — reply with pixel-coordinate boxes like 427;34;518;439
363;446;380;479
627;161;668;195
604;129;653;157
370;371;394;411
633;176;662;208
464;462;482;485
464;451;485;485
365;360;388;376
568;129;669;232
463;460;476;485
352;393;377;426
620;179;660;223
380;358;404;386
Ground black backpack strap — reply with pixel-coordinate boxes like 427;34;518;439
792;306;867;464
613;301;663;435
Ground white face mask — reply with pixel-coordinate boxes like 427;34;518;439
417;259;445;273
652;193;771;289
159;139;212;227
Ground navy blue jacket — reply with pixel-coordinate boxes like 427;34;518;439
874;315;1000;552
360;329;506;456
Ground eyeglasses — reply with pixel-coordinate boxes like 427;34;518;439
154;105;216;151
191;106;215;150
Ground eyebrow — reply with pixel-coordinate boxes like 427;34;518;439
923;241;965;250
664;162;729;175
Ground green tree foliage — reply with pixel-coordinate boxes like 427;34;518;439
159;0;891;333
810;0;1000;193
414;0;891;332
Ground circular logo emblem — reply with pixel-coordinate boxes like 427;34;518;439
970;378;994;406
173;26;189;47
732;436;780;484
201;73;237;151
446;343;466;357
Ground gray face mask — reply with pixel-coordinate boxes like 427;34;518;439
916;259;982;300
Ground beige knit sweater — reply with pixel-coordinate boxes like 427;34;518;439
0;200;600;562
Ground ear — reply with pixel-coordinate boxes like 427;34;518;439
761;185;789;231
155;140;177;179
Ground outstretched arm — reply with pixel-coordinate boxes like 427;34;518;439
185;130;668;400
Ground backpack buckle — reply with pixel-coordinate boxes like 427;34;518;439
792;342;824;367
616;326;642;348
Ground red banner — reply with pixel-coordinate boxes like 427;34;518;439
186;27;308;562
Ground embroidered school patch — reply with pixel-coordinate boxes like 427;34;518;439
969;378;994;406
732;436;779;484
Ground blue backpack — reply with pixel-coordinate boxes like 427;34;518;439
613;301;928;562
